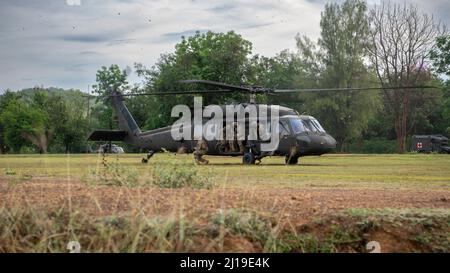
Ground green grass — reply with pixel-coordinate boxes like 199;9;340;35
1;206;448;253
0;153;449;190
0;153;449;252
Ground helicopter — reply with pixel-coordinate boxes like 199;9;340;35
87;80;431;165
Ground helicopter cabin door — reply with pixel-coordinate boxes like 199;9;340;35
276;120;297;155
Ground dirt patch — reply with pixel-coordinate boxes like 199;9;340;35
0;179;449;223
0;178;449;252
0;192;448;252
290;209;450;253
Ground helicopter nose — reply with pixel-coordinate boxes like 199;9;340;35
326;135;337;149
305;134;336;150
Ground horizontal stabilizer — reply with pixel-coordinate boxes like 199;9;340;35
88;130;128;141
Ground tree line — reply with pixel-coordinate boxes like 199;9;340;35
1;0;449;154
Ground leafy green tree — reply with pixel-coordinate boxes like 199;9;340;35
122;85;153;129
430;35;450;76
430;35;450;135
93;65;129;97
135;31;253;129
91;65;130;130
0;99;49;153
250;50;303;89
442;82;450;135
248;50;308;108
0;88;91;153
45;92;89;153
295;35;323;87
90;103;117;130
0;90;22;153
300;0;380;151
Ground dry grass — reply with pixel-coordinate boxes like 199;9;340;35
0;153;449;252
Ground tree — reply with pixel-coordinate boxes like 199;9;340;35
430;35;450;135
430;35;450;76
250;51;301;89
46;92;89;153
0;99;49;153
248;50;305;107
0;88;91;153
25;91;56;153
300;0;380;151
0;90;22;153
367;2;445;152
92;65;130;130
135;31;254;129
93;64;129;97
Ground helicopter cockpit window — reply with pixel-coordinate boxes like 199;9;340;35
289;118;306;134
311;118;325;133
301;118;326;133
279;121;290;136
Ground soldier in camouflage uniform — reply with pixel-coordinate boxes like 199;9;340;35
219;125;229;153
194;138;209;164
236;122;245;153
226;122;237;152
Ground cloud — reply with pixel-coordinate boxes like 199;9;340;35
66;0;82;6
157;29;208;43
78;51;102;56
0;0;448;92
65;63;90;72
108;39;137;46
57;34;113;43
207;3;236;13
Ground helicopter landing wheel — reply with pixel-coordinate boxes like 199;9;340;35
242;152;256;165
141;150;154;164
285;155;299;165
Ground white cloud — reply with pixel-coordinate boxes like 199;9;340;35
66;0;82;6
0;0;447;91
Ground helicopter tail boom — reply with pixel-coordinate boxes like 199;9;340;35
108;89;142;143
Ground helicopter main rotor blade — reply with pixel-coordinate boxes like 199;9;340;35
82;89;236;98
178;79;254;92
273;85;437;93
82;85;439;99
120;89;236;97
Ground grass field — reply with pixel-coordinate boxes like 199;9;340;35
0;153;449;252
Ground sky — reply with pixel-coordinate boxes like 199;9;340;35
0;0;448;92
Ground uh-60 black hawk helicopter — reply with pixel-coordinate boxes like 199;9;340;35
87;80;430;165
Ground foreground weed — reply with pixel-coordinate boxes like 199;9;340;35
151;155;215;189
0;207;202;253
83;155;139;187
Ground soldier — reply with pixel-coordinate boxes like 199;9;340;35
219;124;229;153
226;122;237;152
236;122;245;153
194;138;209;164
258;121;267;140
177;142;187;154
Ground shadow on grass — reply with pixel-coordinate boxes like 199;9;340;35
205;162;338;167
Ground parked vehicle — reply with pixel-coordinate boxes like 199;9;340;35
97;144;125;154
411;135;450;154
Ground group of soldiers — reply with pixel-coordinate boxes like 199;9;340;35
194;122;247;164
